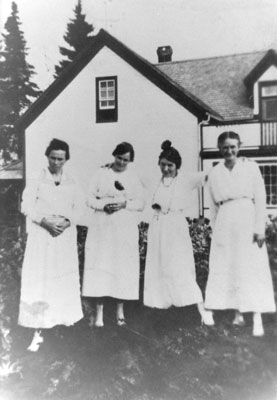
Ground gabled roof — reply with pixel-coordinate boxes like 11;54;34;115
244;49;277;87
15;29;221;130
157;50;277;121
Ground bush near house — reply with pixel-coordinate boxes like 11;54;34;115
0;217;276;400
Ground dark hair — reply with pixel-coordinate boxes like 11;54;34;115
217;131;241;148
112;142;135;162
45;138;70;160
158;140;182;169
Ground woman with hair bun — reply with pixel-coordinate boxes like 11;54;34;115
19;138;84;351
143;140;212;324
204;131;275;336
83;142;145;327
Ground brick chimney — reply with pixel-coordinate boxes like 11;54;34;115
157;46;173;63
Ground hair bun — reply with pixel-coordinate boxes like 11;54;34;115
161;140;172;151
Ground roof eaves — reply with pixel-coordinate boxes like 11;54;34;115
15;28;223;130
15;33;105;130
101;30;222;120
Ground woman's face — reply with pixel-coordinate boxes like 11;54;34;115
113;152;131;172
48;150;67;173
219;138;240;163
159;157;177;178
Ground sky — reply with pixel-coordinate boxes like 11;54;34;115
1;0;277;90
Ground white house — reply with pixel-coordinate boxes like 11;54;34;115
15;29;277;223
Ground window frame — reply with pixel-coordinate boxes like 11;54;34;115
259;80;277;122
258;160;277;208
96;76;118;123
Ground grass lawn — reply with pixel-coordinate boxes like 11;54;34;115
0;220;276;400
1;297;276;400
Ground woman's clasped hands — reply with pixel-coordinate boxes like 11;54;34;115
103;201;127;214
40;216;70;237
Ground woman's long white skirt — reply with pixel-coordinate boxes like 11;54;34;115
83;209;140;300
205;199;276;312
19;224;83;329
144;212;203;309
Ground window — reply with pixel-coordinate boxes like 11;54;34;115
96;76;117;123
259;82;277;121
259;163;277;206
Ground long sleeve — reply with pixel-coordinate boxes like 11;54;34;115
63;182;86;225
21;173;44;224
125;174;145;212
87;168;146;212
188;171;207;190
252;163;266;235
208;179;219;230
86;170;110;211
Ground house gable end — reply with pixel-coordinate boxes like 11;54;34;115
244;49;277;88
15;29;221;131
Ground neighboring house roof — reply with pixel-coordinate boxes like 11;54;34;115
15;29;221;131
0;160;23;179
157;50;277;121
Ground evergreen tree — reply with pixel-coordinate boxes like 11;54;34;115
54;0;94;77
0;1;41;163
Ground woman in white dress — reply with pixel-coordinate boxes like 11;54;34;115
83;142;145;327
143;140;213;325
204;131;276;336
19;139;84;351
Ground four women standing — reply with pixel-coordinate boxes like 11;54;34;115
19;135;275;348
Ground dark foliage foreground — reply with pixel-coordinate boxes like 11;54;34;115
0;217;276;400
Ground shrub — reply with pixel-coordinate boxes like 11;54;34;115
0;235;25;380
187;217;212;294
266;215;277;299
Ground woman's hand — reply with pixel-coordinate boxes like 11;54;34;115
104;202;127;214
57;218;71;231
41;217;70;237
253;233;265;248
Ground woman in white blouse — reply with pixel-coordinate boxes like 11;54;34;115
205;131;275;336
83;142;145;327
143;140;213;325
19;139;84;351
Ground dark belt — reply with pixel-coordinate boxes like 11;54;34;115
218;198;253;206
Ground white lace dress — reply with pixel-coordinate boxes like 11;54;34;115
82;167;145;300
205;158;276;312
19;168;84;328
143;173;204;309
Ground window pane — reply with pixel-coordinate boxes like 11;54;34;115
107;90;115;99
261;85;277;97
259;163;277;205
97;78;117;116
261;98;277;120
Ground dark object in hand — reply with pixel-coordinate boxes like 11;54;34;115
152;203;161;210
104;204;115;214
114;181;125;191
